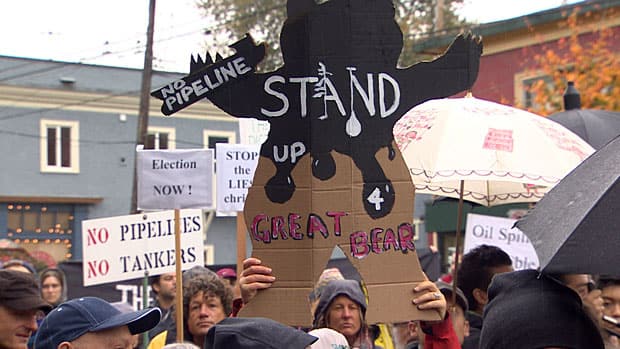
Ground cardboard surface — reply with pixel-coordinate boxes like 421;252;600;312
151;0;481;326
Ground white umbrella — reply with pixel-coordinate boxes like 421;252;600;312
393;94;595;302
394;95;595;206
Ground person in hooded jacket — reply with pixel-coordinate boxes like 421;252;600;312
238;258;460;349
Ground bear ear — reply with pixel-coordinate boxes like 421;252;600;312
287;0;317;19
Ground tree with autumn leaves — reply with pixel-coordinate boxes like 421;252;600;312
522;6;620;115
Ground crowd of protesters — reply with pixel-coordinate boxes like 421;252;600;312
1;246;618;349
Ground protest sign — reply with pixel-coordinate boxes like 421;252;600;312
239;119;270;145
151;0;481;326
216;143;260;213
464;213;539;270
137;148;213;210
81;209;204;286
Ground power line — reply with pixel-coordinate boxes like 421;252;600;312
0;89;140;122
0;128;206;147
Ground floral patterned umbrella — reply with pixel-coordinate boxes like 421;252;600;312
394;95;595;206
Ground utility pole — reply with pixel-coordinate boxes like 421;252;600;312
131;0;156;214
435;0;445;33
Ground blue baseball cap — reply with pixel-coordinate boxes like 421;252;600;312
34;297;161;348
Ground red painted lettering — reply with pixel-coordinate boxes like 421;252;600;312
350;231;370;259
87;228;109;246
398;223;416;253
251;214;270;242
288;213;302;240
86;259;110;278
307;213;328;239
383;228;399;251
370;228;383;254
271;216;288;240
326;211;347;236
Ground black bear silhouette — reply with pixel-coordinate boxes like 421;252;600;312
153;0;481;220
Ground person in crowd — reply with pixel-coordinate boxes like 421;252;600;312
216;268;237;288
239;257;460;349
27;268;69;348
1;260;36;275
456;244;513;349
597;277;620;348
308;268;394;348
479;269;604;349
216;267;241;300
390;280;469;349
0;269;51;349
312;279;380;348
148;266;218;344
111;302;141;349
148;272;177;340
204;317;317;348
390;320;420;349
38;268;67;309
148;271;233;348
550;273;604;326
33;296;160;349
436;280;469;345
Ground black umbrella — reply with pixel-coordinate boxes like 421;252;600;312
548;81;620;150
548;109;620;150
515;135;620;275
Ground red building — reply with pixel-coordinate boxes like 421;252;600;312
411;0;620;109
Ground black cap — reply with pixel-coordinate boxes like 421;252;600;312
0;269;51;312
436;280;468;312
204;317;317;349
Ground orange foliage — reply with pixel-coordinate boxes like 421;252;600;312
522;7;620;115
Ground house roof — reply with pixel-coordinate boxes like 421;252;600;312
411;0;620;54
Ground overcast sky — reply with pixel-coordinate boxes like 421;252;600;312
0;0;581;72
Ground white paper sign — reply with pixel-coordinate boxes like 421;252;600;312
137;148;213;210
216;143;260;213
82;210;204;286
464;213;539;270
239;118;270;145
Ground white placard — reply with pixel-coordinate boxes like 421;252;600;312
137;148;213;210
216;143;260;214
82;210;204;286
239;118;270;145
464;213;539;270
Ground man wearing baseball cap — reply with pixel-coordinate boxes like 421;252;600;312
34;296;161;349
0;269;51;349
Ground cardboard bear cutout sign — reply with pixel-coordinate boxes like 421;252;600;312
152;0;481;326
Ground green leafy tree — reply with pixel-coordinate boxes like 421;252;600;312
197;0;468;72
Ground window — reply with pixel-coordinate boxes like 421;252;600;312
520;75;554;110
40;119;79;173
145;126;176;149
204;130;236;155
204;244;215;265
203;130;236;166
